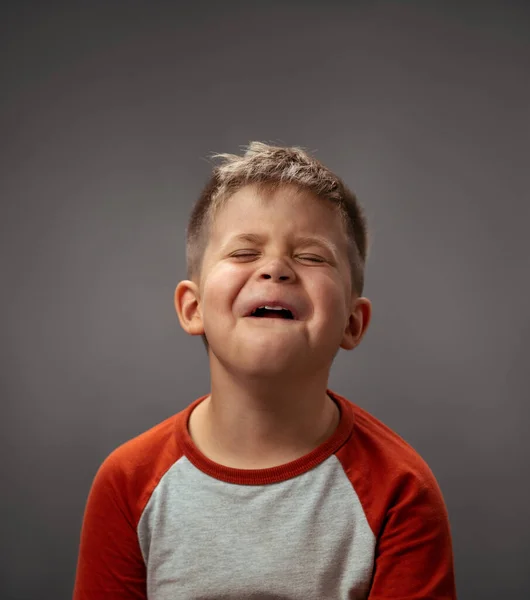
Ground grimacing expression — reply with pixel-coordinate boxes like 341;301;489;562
188;183;364;377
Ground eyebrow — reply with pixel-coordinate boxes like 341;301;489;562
223;233;340;258
296;235;340;257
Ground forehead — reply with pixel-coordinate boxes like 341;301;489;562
210;183;348;245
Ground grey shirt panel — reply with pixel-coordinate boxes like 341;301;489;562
137;454;375;600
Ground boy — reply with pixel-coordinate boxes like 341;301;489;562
73;142;457;599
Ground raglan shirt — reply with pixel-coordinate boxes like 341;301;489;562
73;390;457;599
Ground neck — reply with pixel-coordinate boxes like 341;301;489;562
188;354;340;469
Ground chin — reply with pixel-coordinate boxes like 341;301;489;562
237;359;301;380
217;342;303;378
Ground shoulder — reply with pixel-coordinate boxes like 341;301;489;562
354;401;432;478
331;392;457;597
107;410;183;474
334;391;435;481
332;391;448;536
87;405;190;525
73;408;196;598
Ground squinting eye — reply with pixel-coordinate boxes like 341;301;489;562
298;255;325;263
230;251;258;259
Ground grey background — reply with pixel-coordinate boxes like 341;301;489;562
2;1;529;598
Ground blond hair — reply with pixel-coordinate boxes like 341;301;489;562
187;141;369;294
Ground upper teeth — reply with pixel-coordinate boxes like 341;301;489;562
260;306;285;310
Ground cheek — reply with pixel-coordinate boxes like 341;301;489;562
309;275;347;316
201;265;246;319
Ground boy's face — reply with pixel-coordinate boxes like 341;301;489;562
176;183;370;378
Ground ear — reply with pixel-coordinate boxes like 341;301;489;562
174;280;205;336
340;296;372;351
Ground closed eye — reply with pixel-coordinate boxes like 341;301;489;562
230;251;260;260
229;252;326;263
297;255;326;263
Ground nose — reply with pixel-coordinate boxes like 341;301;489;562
256;258;295;283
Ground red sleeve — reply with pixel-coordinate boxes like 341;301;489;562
335;398;457;600
72;453;147;600
367;470;457;599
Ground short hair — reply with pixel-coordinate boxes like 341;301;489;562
186;141;369;293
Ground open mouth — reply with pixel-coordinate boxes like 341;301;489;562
250;306;294;320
